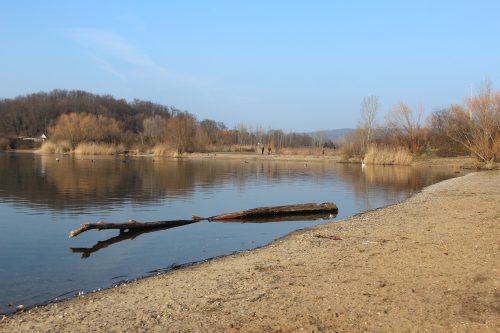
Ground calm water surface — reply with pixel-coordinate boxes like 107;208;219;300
0;152;459;314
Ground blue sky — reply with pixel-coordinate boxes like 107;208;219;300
1;1;499;131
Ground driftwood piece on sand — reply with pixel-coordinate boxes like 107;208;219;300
69;219;200;238
207;202;338;221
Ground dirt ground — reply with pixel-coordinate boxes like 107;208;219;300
1;171;499;333
185;151;342;162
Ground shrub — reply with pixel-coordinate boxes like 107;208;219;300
8;138;39;150
0;136;10;150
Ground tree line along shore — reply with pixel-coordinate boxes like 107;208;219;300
1;82;498;166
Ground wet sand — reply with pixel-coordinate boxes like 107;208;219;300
1;171;499;332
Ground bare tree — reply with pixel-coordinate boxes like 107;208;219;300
48;112;123;148
166;112;197;154
199;119;222;145
427;109;468;157
311;131;326;148
359;95;379;149
142;115;167;145
385;102;424;153
236;123;248;150
443;80;500;162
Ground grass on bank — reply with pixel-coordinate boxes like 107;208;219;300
363;146;413;165
39;141;72;154
278;147;337;156
40;141;124;155
73;143;124;155
151;144;179;157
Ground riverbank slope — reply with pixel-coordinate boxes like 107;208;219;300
1;171;499;332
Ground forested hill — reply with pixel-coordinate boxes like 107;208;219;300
0;90;174;137
0;89;326;153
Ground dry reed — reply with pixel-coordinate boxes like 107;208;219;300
73;142;124;155
39;141;72;154
278;147;337;156
151;143;178;157
363;146;413;165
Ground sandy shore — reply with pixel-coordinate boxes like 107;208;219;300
1;171;499;332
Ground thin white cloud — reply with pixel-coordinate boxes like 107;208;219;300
68;28;201;84
70;28;158;68
88;53;127;81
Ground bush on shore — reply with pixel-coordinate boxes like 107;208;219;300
0;137;9;150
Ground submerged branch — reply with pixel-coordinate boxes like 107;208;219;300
69;218;201;238
70;220;199;258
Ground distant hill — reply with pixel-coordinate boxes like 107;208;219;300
0;90;173;137
309;128;355;141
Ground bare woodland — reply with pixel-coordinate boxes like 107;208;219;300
342;81;499;164
0;83;499;163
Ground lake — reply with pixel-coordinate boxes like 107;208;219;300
0;152;459;314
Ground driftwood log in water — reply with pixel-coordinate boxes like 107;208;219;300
207;202;338;221
69;202;338;238
69;212;338;257
211;212;338;223
69;219;200;238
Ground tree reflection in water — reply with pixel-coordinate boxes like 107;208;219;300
0;153;458;213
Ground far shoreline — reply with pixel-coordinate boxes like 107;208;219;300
3;148;482;169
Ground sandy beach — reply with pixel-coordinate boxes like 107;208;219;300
1;170;498;332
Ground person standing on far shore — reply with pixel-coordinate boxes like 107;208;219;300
261;146;265;155
267;146;271;155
